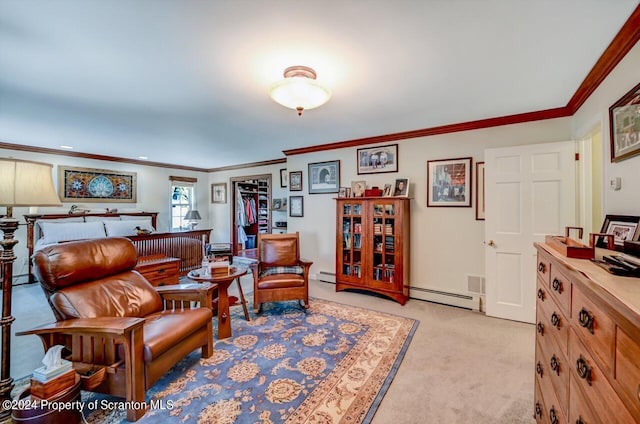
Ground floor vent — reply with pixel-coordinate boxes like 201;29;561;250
410;286;480;311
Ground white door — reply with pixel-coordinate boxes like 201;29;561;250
485;141;576;323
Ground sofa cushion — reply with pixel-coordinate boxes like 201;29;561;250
142;308;212;362
259;266;304;278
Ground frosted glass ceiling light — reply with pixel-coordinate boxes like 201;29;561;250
269;66;331;116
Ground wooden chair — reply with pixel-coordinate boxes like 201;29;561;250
251;232;313;312
17;237;214;422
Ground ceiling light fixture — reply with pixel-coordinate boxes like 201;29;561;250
269;66;331;116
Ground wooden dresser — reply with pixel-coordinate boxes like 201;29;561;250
534;243;640;424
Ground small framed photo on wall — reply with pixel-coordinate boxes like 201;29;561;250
290;196;304;217
427;157;472;207
289;171;303;191
308;160;340;194
609;82;640;162
280;169;288;188
211;182;227;204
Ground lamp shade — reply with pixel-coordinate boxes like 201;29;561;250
269;66;331;116
184;210;202;220
0;158;61;207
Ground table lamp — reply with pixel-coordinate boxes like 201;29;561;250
0;158;61;417
184;209;202;229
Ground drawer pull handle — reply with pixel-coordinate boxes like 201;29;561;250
576;356;592;386
536;361;543;377
537;322;544;335
637;384;640;401
157;269;166;274
534;402;542;418
576;418;585;424
549;407;559;424
551;312;561;329
550;355;560;375
538;262;546;273
578;308;594;334
537;289;545;300
552;278;563;294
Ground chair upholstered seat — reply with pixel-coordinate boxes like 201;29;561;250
256;274;306;289
252;232;313;311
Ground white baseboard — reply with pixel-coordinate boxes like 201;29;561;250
410;286;480;311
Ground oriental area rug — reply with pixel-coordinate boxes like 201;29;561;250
80;297;418;423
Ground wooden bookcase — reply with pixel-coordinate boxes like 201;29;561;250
335;197;410;305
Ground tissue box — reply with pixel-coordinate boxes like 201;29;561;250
30;369;77;399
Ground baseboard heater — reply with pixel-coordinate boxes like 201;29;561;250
409;286;480;311
317;271;336;284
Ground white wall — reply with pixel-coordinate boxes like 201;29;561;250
1;148;209;280
572;40;640;215
284;118;571;297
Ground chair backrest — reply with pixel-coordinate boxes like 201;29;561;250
33;237;163;320
257;232;300;267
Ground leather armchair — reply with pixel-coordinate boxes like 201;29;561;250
251;232;313;312
17;237;214;422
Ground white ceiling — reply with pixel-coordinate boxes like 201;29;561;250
1;1;638;169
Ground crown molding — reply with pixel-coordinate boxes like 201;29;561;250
207;158;286;173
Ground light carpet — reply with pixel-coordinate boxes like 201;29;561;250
79;297;418;423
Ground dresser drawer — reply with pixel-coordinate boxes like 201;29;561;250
135;257;180;287
615;328;640;420
537;253;551;287
534;344;567;423
571;285;615;374
569;374;602;424
537;280;569;357
548;266;571;316
569;329;636;424
537;336;569;415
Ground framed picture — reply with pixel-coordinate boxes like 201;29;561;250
427;157;472;207
272;198;282;210
597;215;640;249
211;182;227;204
338;187;348;198
351;180;366;197
290;196;304;217
475;162;485;220
289;171;303;191
383;183;393;197
308;160;340;194
393;178;409;197
609;82;640;162
58;166;137;203
280;169;288;188
357;144;399;174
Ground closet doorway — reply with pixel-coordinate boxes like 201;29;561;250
230;174;272;256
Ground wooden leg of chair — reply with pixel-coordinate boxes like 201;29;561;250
254;303;263;314
236;278;251;321
125;326;147;422
202;320;213;358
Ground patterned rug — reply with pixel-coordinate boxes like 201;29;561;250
21;297;418;423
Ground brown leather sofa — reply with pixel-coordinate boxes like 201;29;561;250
251;232;312;312
18;237;214;421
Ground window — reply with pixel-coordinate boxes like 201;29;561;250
170;176;197;230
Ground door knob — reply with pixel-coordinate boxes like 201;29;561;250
487;240;496;247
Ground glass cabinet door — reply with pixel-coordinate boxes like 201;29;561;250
371;202;395;284
340;202;362;278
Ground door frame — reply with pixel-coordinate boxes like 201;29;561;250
230;173;272;255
